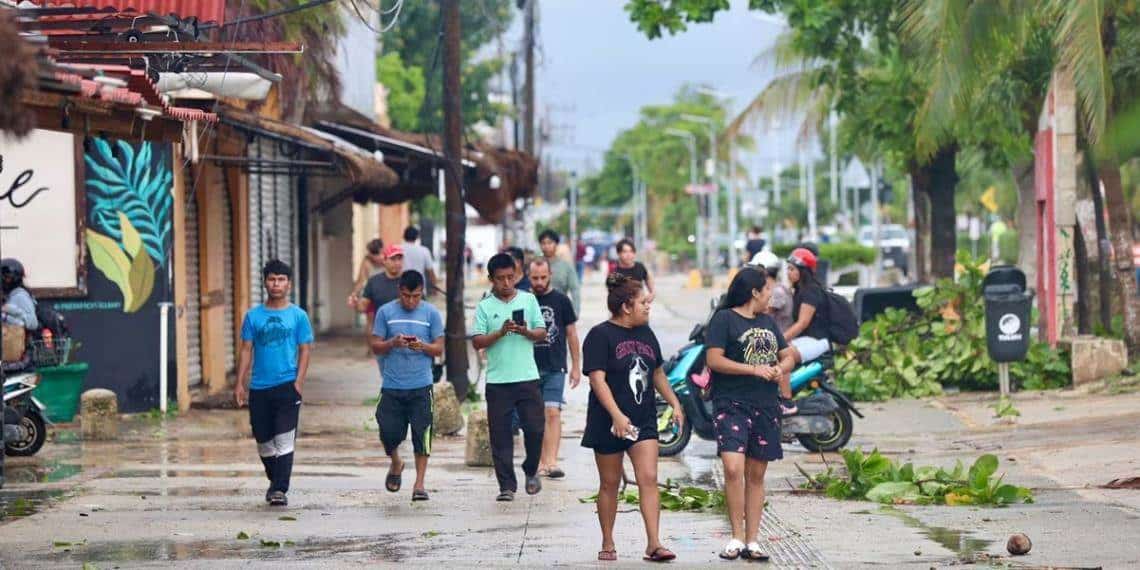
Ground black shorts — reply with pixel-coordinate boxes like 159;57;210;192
581;414;658;455
375;386;433;456
713;399;783;462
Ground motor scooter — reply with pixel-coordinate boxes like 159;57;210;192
655;301;862;456
3;367;48;457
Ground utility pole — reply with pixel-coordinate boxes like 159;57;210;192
569;172;578;252
727;139;738;262
773;162;782;207
667;128;703;275
807;154;818;241
871;160;882;285
829;110;839;205
442;0;469;399
523;0;535;156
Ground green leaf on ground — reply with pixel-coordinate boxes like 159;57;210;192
260;539;281;548
278;516;297;521
236;531;250;540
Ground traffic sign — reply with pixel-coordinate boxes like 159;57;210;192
685;183;716;195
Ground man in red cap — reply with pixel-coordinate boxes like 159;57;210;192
362;245;406;315
783;247;832;365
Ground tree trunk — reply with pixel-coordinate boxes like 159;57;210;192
1082;151;1114;333
908;163;931;283
1012;161;1037;287
1098;160;1140;356
926;146;960;280
1073;219;1092;334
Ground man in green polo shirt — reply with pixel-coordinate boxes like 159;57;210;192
472;252;547;502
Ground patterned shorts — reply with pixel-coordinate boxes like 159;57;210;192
713;400;783;462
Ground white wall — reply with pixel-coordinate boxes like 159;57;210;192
335;7;379;121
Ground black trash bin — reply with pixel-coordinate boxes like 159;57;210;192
982;266;1033;363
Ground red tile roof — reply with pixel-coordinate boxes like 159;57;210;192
37;0;225;24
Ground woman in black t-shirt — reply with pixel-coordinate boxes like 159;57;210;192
609;238;655;300
784;247;831;364
705;268;797;561
581;273;683;563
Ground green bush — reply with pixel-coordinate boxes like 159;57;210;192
836;252;1071;400
772;242;877;269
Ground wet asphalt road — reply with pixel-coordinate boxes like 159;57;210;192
2;272;1140;568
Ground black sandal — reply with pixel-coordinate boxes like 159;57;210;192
411;489;429;501
743;543;770;561
385;472;402;493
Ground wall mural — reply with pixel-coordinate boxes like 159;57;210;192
83;139;173;313
46;137;175;413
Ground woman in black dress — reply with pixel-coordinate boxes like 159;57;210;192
582;273;684;562
705;269;796;561
609;238;655;300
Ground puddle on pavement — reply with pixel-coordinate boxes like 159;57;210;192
1;459;83;484
0;489;70;521
43;535;411;563
866;506;994;560
102;469;359;479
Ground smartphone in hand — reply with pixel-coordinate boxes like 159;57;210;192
512;309;525;326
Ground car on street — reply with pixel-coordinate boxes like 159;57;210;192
859;224;910;274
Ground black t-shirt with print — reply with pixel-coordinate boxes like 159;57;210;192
533;289;577;372
793;283;829;340
611;262;649;283
706;309;788;407
581;321;663;447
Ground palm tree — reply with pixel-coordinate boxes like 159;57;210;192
901;0;1140;355
727;28;973;281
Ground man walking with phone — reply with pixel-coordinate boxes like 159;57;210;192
370;271;444;501
472;253;547;501
234;260;314;507
528;259;581;479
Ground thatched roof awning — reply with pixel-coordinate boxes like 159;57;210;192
0;12;39;137
216;106;398;194
306;104;539;222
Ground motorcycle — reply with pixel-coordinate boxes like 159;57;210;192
656;303;862;456
3;369;48;457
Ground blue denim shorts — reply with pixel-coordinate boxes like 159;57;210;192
539;370;566;409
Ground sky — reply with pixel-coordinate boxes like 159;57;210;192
527;0;803;178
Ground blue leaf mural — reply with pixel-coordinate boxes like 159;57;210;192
85;138;173;266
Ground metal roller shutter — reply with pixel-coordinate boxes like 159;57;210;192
222;190;235;374
186;190;202;387
248;137;297;304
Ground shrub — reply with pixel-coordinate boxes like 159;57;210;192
835;252;1071;400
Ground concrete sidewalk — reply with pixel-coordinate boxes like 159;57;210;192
1;272;1139;568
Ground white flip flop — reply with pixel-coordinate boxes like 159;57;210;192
719;538;746;560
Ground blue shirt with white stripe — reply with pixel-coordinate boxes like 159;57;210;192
372;300;444;390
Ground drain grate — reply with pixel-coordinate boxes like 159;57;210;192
710;459;832;569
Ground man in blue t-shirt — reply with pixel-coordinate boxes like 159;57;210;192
234;260;314;507
370;271;444;501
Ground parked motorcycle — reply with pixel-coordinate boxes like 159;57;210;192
655;302;862;456
4;370;48;457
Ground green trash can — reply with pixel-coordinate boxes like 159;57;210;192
34;363;89;423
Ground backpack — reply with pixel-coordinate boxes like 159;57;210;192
824;290;859;345
33;303;70;340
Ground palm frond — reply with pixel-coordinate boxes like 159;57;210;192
1051;0;1109;142
751;29;815;75
723;69;826;142
85;139;173;266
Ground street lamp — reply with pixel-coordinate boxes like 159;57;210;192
621;154;647;254
665;127;706;274
681;114;721;269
